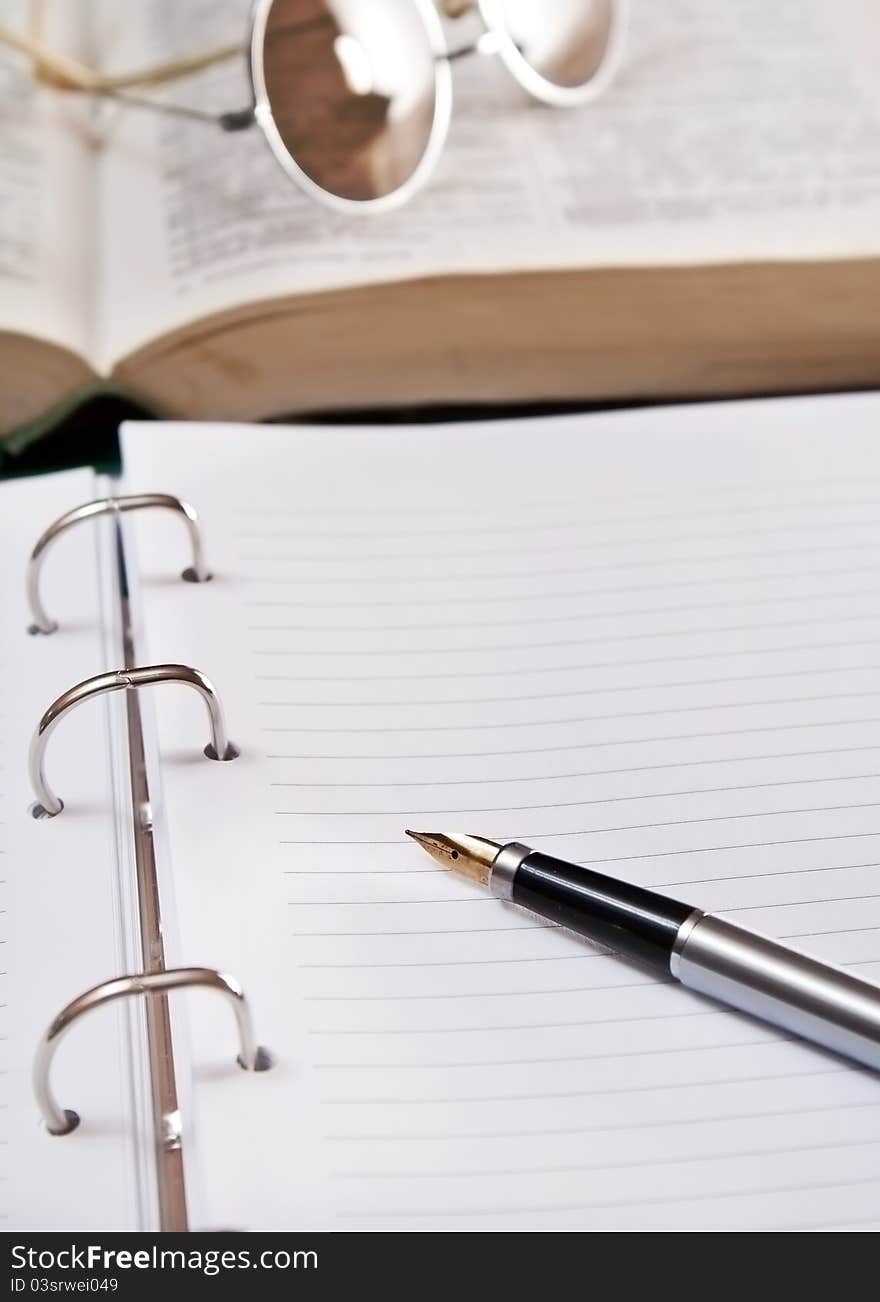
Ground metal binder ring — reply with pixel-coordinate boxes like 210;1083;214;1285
29;664;240;819
27;493;211;635
34;967;273;1136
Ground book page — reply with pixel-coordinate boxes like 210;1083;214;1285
0;470;147;1229
123;394;880;1231
0;0;93;356
95;0;880;368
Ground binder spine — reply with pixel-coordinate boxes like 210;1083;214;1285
34;967;271;1136
28;663;239;819
22;488;264;1231
27;493;210;636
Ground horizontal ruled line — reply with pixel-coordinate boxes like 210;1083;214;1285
245;583;880;615
289;898;490;906
239;541;880;587
332;1133;880;1181
291;924;557;938
312;1034;781;1069
231;496;880;539
252;638;880;679
290;918;880;946
724;892;880;913
533;806;880;840
284;856;878;881
286;869;438;876
323;1098;880;1144
265;716;880;759
259;665;880;709
785;924;880;940
276;800;880;843
299;936;880;971
304;978;661;1001
570;831;880;867
247;610;880;640
268;655;880;709
659;857;880;889
307;1009;723;1035
261;689;880;732
299;956;604;970
230;479;880;521
267;744;879;785
337;1173;880;1221
320;1066;840;1105
294;921;879;953
294;894;880;921
273;771;880;814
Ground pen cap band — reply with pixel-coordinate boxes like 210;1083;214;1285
489;842;532;900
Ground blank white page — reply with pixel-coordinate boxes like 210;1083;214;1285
0;471;143;1229
122;395;880;1232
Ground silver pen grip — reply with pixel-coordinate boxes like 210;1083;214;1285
671;913;880;1072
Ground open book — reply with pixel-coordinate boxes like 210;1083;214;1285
4;391;880;1231
3;0;880;448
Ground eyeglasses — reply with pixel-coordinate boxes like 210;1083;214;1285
1;1;626;212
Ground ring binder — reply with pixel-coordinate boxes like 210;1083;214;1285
34;967;272;1136
27;493;211;635
29;663;239;818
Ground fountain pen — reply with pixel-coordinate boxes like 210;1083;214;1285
406;830;880;1072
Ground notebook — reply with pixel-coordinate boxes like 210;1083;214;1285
5;393;880;1231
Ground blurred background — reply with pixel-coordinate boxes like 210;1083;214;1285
1;0;879;475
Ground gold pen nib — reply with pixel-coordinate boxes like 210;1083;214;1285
405;830;502;889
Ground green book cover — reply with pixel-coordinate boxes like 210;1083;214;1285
0;390;153;482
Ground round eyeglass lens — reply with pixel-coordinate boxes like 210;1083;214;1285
254;0;448;206
480;0;622;103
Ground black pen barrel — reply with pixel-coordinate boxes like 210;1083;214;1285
509;850;693;971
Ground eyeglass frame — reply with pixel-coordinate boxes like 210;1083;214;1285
0;0;628;215
249;0;627;214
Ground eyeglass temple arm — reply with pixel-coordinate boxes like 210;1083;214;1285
105;44;490;130
2;8;496;132
0;18;243;94
97;88;256;132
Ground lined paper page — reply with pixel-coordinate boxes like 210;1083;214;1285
0;471;142;1229
122;396;880;1232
